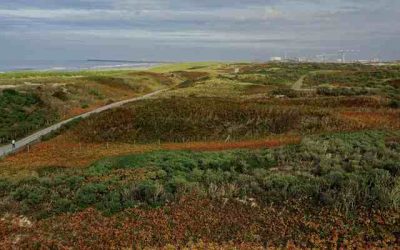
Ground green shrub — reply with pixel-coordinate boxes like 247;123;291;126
76;183;108;207
54;198;74;213
271;88;299;98
317;87;369;96
89;89;104;99
63;176;85;190
0;179;12;196
41;118;82;141
96;191;132;215
129;181;166;205
390;178;400;209
2;131;400;216
0;89;56;142
389;99;400;108
261;174;310;201
202;169;226;186
11;185;48;205
81;103;89;109
2;88;19;96
380;161;400;176
52;90;69;101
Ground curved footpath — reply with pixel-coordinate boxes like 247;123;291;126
291;74;307;90
0;89;167;157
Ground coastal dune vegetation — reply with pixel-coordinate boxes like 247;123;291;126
1;62;400;248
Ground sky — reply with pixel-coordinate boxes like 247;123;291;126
0;0;399;61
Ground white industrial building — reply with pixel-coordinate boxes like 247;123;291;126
270;57;282;61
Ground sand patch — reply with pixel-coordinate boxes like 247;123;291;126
0;85;17;89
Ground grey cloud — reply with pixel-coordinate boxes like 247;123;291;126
0;0;399;61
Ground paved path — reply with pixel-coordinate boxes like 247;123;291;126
291;74;307;90
292;70;345;91
0;89;167;157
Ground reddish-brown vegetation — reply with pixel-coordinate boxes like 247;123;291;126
1;198;399;249
252;95;388;108
0;134;300;171
162;134;300;151
71;97;366;144
388;79;400;89
340;110;400;129
2;63;400;249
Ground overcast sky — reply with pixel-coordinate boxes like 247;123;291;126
0;0;399;61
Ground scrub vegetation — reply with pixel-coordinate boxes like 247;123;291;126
1;62;400;248
0;69;176;143
0;89;57;143
1;131;400;248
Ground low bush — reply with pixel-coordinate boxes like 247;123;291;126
41;117;82;141
52;90;69;101
0;89;57;143
317;87;370;96
129;181;167;206
0;131;399;217
271;88;299;98
76;183;109;208
306;68;400;88
11;184;48;205
389;98;400;108
235;64;312;85
0;179;12;197
71;97;353;143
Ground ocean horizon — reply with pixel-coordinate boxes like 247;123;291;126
0;59;162;73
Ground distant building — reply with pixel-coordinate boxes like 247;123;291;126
297;57;308;62
270;57;282;62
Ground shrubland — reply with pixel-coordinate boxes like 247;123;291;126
0;89;57;143
4;62;398;145
1;62;400;248
0;131;399;248
0;70;174;143
71;96;399;144
304;67;400;88
1;130;399;216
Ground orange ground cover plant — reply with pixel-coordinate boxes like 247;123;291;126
0;134;301;172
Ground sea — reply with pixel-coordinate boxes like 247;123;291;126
0;59;162;73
